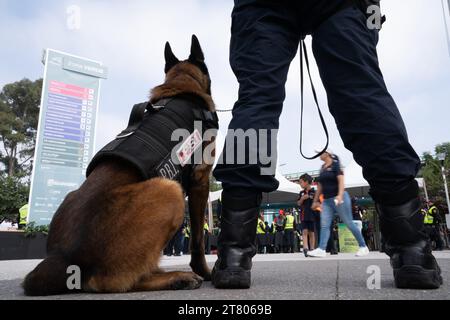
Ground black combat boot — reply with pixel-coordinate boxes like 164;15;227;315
211;189;262;289
376;197;443;289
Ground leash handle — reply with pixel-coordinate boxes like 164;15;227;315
299;39;329;160
116;102;149;139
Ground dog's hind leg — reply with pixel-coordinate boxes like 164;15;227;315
187;164;213;281
84;177;188;293
133;271;203;291
85;270;202;293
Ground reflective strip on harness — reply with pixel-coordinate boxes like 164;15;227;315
156;154;180;180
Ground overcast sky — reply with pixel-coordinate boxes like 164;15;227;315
1;0;450;175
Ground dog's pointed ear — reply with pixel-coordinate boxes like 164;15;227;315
189;35;205;62
165;42;179;73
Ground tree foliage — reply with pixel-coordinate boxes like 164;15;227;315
0;174;29;224
0;78;42;178
0;78;42;224
209;174;222;192
421;142;450;211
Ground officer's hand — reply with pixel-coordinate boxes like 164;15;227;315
335;195;344;206
311;202;321;211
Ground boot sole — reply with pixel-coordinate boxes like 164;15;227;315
212;268;251;289
394;265;443;289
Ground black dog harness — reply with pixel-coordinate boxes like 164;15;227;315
86;95;218;191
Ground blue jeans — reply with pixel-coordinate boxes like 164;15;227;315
319;192;366;250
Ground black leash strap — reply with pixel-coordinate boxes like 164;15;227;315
299;39;329;160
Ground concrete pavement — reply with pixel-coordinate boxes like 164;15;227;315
1;252;449;300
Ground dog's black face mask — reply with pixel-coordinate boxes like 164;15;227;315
164;35;211;95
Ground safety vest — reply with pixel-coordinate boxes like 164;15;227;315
285;215;295;230
184;226;190;238
204;222;209;232
86;96;219;192
257;219;266;234
19;204;28;226
271;222;276;234
424;206;437;225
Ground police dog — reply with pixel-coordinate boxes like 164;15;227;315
23;35;215;295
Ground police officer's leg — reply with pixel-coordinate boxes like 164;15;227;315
174;228;183;256
262;234;268;254
312;6;441;288
292;230;296;253
269;234;275;253
256;234;261;254
165;235;175;256
424;225;435;249
183;236;189;254
284;230;291;253
290;229;295;253
433;225;444;250
284;230;289;253
431;224;443;250
204;230;211;255
211;1;299;289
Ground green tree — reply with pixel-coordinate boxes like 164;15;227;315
0;174;29;224
421;142;450;206
435;142;450;160
0;78;42;178
209;174;222;192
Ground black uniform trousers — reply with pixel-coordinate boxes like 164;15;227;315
213;1;421;206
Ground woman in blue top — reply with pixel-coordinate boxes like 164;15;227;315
307;150;369;258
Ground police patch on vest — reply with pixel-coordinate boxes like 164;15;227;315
176;129;202;166
156;155;180;180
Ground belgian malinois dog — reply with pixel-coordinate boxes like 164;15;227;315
23;35;215;295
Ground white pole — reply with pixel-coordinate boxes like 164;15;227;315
442;0;450;57
423;178;430;203
441;166;450;229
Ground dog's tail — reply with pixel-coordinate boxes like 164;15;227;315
22;255;73;296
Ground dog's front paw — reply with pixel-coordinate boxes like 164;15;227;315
190;261;212;281
197;269;212;281
171;272;203;290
